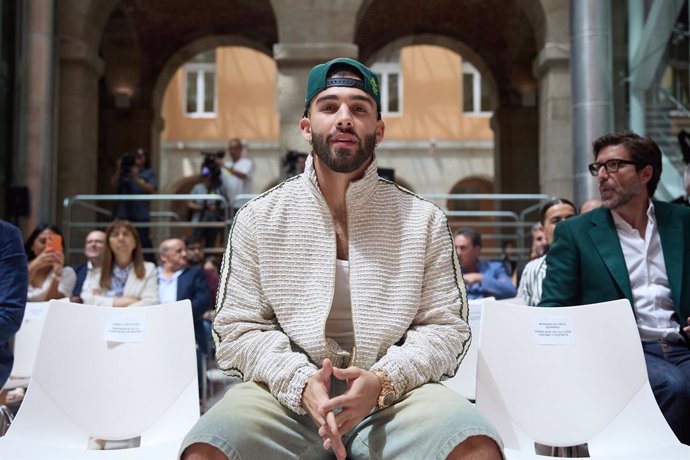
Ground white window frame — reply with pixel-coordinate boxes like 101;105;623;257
462;62;492;116
372;62;403;116
184;62;217;118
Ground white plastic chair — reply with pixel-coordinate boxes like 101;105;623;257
2;301;51;390
0;299;199;458
475;298;690;459
442;297;493;400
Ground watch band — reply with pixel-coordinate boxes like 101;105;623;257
372;370;396;409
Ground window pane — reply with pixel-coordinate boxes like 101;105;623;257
480;77;491;112
189;50;215;63
186;71;198;113
203;71;215;113
388;73;399;113
463;73;474;112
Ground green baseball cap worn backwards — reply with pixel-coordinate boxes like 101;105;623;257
304;57;381;116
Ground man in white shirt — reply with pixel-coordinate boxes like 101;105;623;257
541;130;690;445
157;238;210;353
218;138;253;213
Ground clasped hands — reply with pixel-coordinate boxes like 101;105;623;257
301;358;382;460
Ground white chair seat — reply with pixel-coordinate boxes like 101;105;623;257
442;297;492;400
0;299;199;458
475;298;690;459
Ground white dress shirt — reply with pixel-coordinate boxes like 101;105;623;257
157;267;183;304
612;201;682;343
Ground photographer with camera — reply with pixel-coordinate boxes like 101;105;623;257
188;152;227;248
217;138;252;214
109;148;157;257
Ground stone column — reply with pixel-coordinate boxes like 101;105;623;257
535;42;574;200
56;38;103;256
491;106;539;194
16;0;57;230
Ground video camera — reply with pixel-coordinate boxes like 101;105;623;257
117;151;138;192
200;151;224;186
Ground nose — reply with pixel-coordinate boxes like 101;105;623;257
335;104;353;129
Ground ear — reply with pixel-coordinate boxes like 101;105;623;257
639;164;653;185
299;117;312;144
375;119;385;145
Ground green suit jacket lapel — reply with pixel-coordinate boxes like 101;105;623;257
655;201;684;311
589;209;634;304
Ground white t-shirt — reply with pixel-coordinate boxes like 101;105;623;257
325;259;354;352
222;157;253;208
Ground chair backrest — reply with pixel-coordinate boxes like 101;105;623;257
442;297;493;400
475;298;680;455
497;295;526;305
7;299;199;446
9;301;50;379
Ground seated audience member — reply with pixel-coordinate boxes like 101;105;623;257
0;220;28;388
203;255;220;275
24;224;70;301
500;240;517;280
61;229;106;302
80;220;159;307
181;57;502;460
454;228;517;300
579;197;602;214
185;235;219;310
528;222;546;260
540;130;690;444
514;222;547;287
158;237;210;348
517;198;576;306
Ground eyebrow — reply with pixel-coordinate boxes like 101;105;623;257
314;93;375;107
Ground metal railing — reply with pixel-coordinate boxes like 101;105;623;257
62;194;230;263
422;193;552;260
63;192;552;264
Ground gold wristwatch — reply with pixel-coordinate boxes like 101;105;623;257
372;370;396;409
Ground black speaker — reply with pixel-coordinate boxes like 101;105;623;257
6;185;29;217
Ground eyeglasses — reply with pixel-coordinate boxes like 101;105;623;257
588;159;642;176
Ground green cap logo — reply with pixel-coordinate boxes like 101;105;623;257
369;77;379;97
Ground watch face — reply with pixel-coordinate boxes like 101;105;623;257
382;392;395;407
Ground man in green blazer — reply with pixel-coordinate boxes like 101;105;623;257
540;131;690;445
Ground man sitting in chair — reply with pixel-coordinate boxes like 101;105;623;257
179;57;503;460
157;238;211;359
540;131;690;445
454;228;516;300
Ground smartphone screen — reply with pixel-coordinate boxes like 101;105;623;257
46;234;63;253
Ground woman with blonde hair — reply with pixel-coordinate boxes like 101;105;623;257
81;220;158;307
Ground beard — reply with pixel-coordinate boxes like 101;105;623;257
600;178;641;210
312;128;376;174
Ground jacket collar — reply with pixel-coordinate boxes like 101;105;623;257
302;153;380;208
588;208;633;302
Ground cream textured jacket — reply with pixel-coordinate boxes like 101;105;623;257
214;155;470;414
